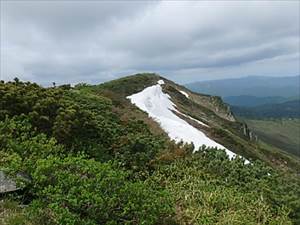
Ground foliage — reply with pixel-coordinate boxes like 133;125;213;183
96;73;160;97
26;156;174;225
152;148;295;224
231;100;300;119
0;117;64;174
1;78;299;224
0;80;165;169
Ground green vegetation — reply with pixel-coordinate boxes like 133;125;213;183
153;149;297;225
1;76;300;224
30;156;173;225
223;95;290;107
231;100;300;119
243;118;300;158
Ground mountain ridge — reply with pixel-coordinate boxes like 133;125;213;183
89;73;300;172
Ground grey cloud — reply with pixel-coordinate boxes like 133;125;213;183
3;1;153;37
1;1;299;84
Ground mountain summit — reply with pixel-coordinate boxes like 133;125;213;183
95;73;298;170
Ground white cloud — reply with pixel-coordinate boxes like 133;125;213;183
1;1;299;84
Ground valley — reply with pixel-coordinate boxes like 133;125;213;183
186;75;300;159
242;118;300;158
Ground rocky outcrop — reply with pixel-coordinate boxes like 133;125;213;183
242;123;258;142
189;94;236;122
0;171;18;193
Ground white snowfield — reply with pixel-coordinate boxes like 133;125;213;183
157;80;165;85
179;90;189;98
127;80;242;160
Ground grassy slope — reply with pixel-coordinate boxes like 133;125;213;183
243;118;300;158
77;73;169;139
89;73;300;173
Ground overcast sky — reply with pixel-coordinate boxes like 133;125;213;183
1;1;299;85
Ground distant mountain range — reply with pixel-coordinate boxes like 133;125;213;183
185;75;300;118
185;75;300;158
223;95;290;107
231;100;300;119
185;75;300;98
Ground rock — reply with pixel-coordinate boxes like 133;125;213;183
0;171;19;193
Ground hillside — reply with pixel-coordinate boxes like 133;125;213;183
223;95;290;107
242;119;300;158
231;100;300;119
185;75;300;98
230;99;300;158
1;74;300;225
92;74;299;170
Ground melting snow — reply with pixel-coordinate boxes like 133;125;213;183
127;80;238;160
179;90;189;98
157;79;165;85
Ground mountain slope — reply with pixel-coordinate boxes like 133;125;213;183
228;98;300;157
1;74;300;224
92;73;299;172
232;100;300;119
243;118;300;158
126;79;237;160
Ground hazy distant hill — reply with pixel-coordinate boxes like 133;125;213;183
185;75;300;98
231;100;300;119
223;95;290;107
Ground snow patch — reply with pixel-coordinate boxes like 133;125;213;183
157;80;165;85
127;82;238;160
179;90;189;98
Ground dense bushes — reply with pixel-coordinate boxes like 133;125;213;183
0;117;64;174
0;80;165;168
28;156;174;225
0;80;171;224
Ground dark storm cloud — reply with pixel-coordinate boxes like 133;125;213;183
1;1;299;84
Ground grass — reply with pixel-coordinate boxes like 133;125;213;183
96;73;160;97
152;154;293;225
0;200;29;225
243;118;300;158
